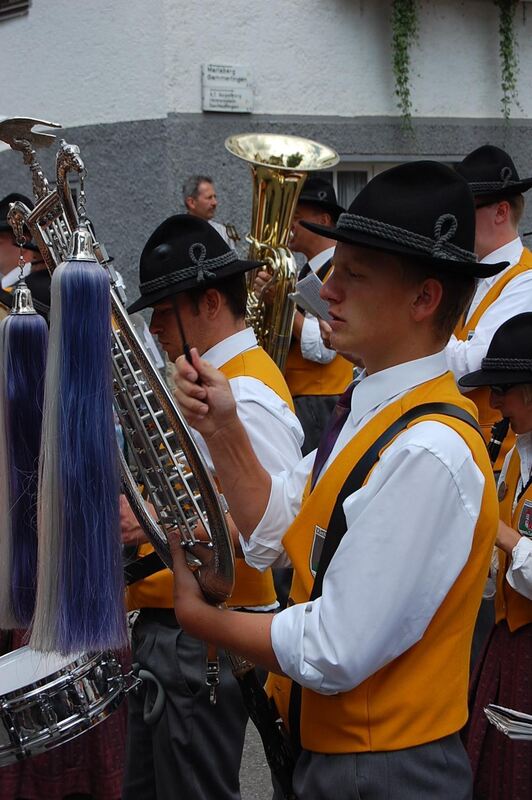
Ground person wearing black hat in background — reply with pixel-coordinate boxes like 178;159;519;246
171;161;505;799
121;214;303;800
449;145;532;472
255;177;353;455
459;313;532;800
0;193;44;290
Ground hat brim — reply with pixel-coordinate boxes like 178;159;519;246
300;221;508;278
297;198;345;221
459;368;532;389
127;257;264;314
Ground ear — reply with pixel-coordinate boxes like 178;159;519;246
494;200;511;225
410;278;443;323
203;287;222;319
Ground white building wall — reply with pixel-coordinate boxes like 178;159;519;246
0;0;167;127
0;0;531;127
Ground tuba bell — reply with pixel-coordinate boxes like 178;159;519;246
225;133;339;372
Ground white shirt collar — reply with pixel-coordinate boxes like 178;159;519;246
350;350;450;428
480;236;522;274
202;327;258;369
516;431;532;487
308;246;335;273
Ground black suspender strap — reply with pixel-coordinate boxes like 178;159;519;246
124;551;166;586
288;402;481;752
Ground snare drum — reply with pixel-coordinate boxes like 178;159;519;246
0;646;128;766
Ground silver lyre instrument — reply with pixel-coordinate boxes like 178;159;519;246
0;117;234;606
225;133;339;372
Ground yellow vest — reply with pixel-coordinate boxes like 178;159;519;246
127;343;291;611
284;265;353;397
266;371;498;752
495;446;532;631
454;249;532;470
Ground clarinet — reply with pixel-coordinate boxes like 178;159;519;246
487;417;510;465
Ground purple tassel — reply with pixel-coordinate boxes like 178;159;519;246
0;293;47;629
31;258;127;653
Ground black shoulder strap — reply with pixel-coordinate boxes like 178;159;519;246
288;401;480;752
316;258;332;283
124;551;166;586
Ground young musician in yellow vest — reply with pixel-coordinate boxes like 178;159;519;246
459;313;532;800
123;214;303;800
448;146;532;471
255;178;353;455
171;162;505;799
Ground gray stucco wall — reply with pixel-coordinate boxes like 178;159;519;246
2;113;532;300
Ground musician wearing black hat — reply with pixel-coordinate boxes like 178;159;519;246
123;214;303;800
255;177;353;454
0;193;43;290
449;145;532;470
459;313;532;799
171;162;504;798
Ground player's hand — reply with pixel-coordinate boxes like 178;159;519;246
253;270;275;303
173;348;238;439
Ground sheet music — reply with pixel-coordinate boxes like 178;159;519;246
288;271;332;322
485;704;532;740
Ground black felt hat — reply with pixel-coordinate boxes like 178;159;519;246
455;145;532;200
300;161;507;278
297;177;344;221
128;214;264;314
459;313;532;388
0;193;39;252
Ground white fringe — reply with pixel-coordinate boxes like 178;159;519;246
30;265;65;651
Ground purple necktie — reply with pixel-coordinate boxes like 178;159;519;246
310;382;355;491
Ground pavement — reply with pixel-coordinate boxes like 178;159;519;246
240;721;273;800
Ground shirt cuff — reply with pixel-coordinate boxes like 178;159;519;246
300;316;336;364
271;601;337;695
510;535;532;570
240;474;291;569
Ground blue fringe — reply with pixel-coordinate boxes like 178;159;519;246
5;313;48;626
56;260;126;652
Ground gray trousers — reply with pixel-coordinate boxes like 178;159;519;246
274;733;472;800
123;608;248;800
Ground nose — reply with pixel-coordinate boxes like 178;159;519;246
149;310;160;336
320;267;339;303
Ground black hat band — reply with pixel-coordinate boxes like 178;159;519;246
336;212;477;263
482;356;532;371
140;245;238;294
469;166;517;194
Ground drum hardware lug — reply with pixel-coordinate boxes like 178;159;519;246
37;694;59;733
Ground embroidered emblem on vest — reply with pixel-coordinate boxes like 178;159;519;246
310;525;326;577
518;500;532;538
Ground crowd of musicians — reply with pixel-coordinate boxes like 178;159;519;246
1;143;532;800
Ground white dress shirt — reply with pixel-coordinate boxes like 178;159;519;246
497;433;532;601
299;247;336;365
1;261;31;289
209;220;236;250
446;237;532;379
194;328;303;477
241;350;486;693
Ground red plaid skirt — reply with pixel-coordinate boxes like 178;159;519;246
464;620;532;800
0;630;128;800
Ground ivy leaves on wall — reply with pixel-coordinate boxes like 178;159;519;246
391;0;418;131
495;0;521;120
391;0;521;128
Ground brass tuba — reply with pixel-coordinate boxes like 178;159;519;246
0;117;234;606
225;133;339;372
